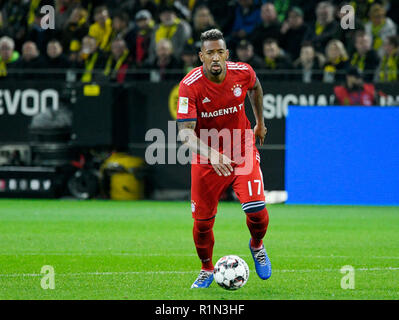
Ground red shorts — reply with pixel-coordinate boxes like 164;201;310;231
190;149;265;220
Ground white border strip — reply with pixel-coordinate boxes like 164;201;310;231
1;267;398;278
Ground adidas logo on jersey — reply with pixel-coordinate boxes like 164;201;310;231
202;97;211;103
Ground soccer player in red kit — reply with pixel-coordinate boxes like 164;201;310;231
177;29;271;288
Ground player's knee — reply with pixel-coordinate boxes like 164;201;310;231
193;217;215;233
246;206;269;225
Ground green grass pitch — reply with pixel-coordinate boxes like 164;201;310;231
0;199;398;300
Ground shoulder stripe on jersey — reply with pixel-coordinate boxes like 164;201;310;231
226;62;247;66
184;69;200;79
183;72;201;85
184;74;202;86
185;73;202;85
227;62;248;66
183;70;201;84
183;74;201;85
228;67;249;70
226;63;248;70
185;68;201;77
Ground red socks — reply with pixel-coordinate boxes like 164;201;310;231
246;207;269;249
193;218;215;271
192;207;269;270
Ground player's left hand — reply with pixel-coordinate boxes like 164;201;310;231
254;123;267;146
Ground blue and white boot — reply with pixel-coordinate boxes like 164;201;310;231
249;239;272;280
191;270;214;288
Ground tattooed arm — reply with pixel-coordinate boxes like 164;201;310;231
177;121;234;176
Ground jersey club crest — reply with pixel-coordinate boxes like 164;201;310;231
232;84;243;97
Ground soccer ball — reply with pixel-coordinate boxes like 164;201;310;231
214;255;249;290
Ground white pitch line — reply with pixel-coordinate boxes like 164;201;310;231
0;271;194;278
278;255;399;260
0;252;198;257
1;267;398;278
0;253;201;258
2;252;399;260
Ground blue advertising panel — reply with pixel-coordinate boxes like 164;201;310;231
286;106;399;205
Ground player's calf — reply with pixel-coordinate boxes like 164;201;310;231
243;203;271;280
244;203;269;248
193;218;215;271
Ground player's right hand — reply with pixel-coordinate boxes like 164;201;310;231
254;123;267;146
210;153;235;177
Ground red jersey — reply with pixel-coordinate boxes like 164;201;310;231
177;61;257;164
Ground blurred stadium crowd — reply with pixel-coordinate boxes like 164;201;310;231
0;0;398;84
